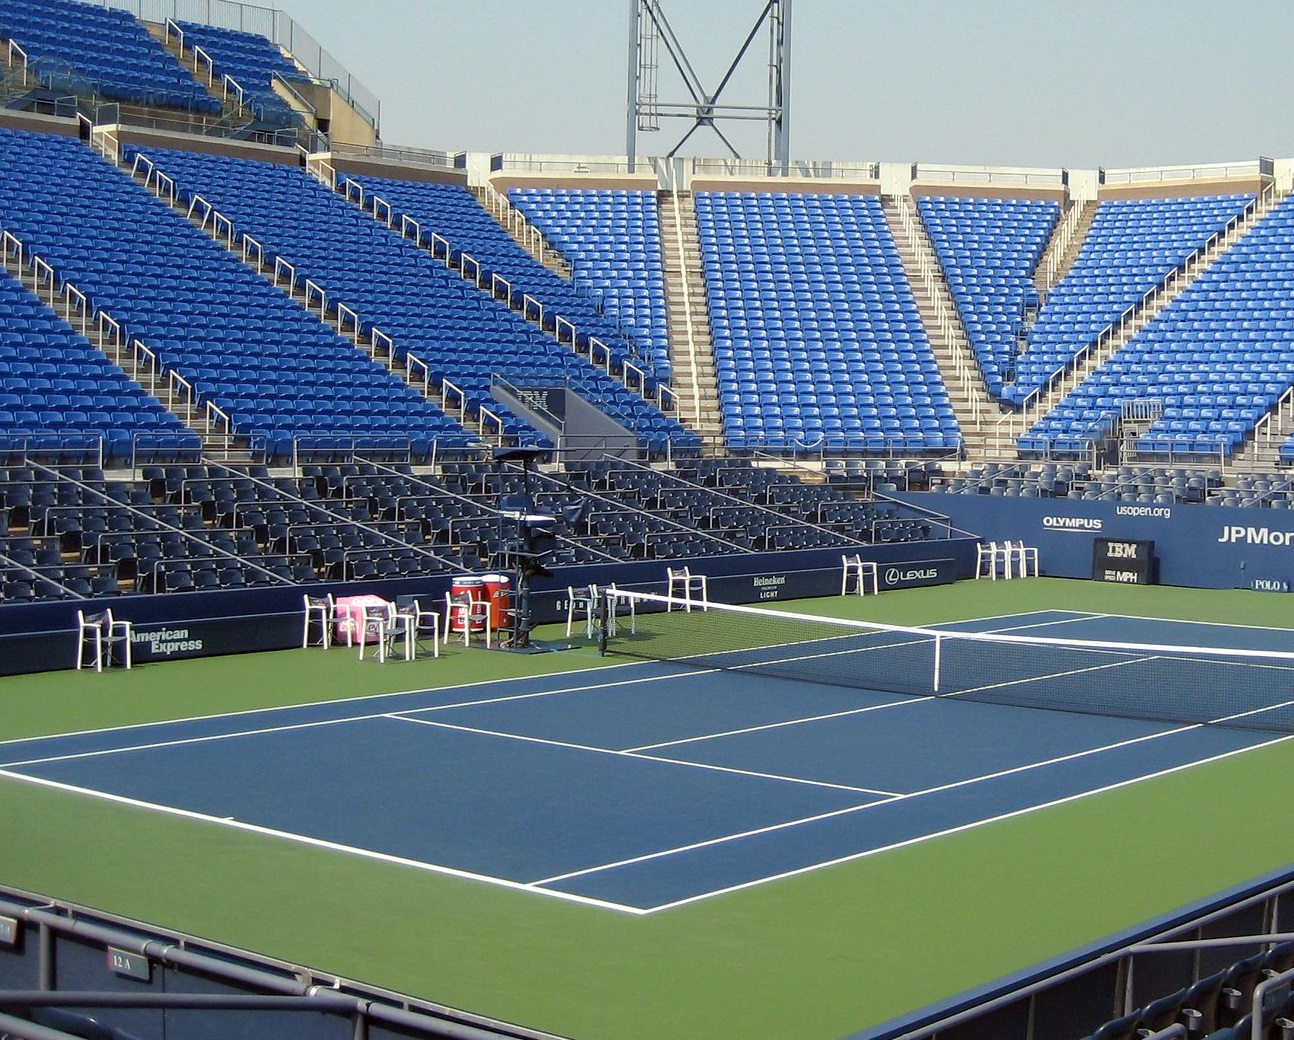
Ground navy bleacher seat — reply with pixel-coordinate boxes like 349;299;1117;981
123;144;696;457
0;127;471;462
1024;193;1294;459
697;191;960;456
0;0;220;114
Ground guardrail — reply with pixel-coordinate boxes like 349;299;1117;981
990;182;1277;455
893;193;982;423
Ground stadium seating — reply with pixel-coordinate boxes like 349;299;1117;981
1022;193;1294;458
122;145;697;457
696;191;961;455
1007;194;1253;406
0;266;198;461
172;20;308;128
0;0;220;114
508;187;670;379
3;445;933;605
917;195;1060;398
344;176;661;384
0;126;472;463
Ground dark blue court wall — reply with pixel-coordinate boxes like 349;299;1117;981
897;492;1294;591
0;538;980;676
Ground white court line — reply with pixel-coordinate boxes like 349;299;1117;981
531;715;1215;888
388;714;899;797
0;767;651;916
2;713;383;769
10;607;1290;915
0;607;1101;762
0;666;720;769
958;612;1116;636
1083;611;1294;641
0;656;655;751
623;696;918;754
640;732;1294;914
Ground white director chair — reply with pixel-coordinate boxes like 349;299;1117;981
389;601;440;661
841;554;879;596
443;589;492;648
302;593;335;649
976;541;1007;580
1003;540;1040;579
76;609;133;671
605;583;636;636
666;566;709;611
356;601;395;661
566;583;599;638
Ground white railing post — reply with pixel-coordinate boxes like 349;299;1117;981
668;188;704;424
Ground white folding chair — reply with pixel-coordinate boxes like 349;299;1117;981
841;554;879;596
1020;543;1040;578
409;603;441;659
666;566;709;611
566;584;598;638
1004;541;1039;578
357;602;394;661
76;609;133;671
976;541;1005;580
443;590;491;648
302;593;335;649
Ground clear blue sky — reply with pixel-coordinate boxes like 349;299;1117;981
275;0;1293;170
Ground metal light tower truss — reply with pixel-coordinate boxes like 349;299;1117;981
626;0;792;171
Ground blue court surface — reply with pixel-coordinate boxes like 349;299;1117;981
3;611;1292;914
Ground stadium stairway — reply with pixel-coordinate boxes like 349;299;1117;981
657;189;725;453
1228;387;1294;471
883;193;995;460
474;181;573;279
986;182;1288;456
1034;197;1098;295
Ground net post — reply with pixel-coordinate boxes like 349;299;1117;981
933;633;942;694
595;586;608;656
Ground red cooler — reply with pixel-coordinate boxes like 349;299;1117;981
480;573;514;630
449;576;485;632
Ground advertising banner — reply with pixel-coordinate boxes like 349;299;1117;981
897;492;1294;591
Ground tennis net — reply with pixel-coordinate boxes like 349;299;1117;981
601;590;1294;733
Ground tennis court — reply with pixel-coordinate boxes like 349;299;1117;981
4;603;1290;920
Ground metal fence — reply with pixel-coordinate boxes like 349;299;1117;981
90;0;380;132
